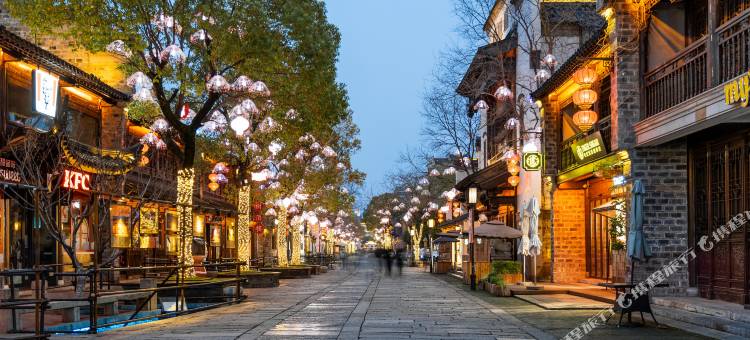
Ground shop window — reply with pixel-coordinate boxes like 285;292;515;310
111;205;131;248
165;211;179;254
63;110;100;146
138;207;159;249
225;217;236;249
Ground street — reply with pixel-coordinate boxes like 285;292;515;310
51;257;712;340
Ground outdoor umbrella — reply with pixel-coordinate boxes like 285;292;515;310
527;197;542;284
518;203;530;256
626;179;652;284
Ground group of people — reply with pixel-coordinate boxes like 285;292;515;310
373;248;405;276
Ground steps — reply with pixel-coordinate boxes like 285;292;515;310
651;297;750;339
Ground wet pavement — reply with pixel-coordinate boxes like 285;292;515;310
58;256;544;339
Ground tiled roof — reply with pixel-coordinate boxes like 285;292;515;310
0;25;129;102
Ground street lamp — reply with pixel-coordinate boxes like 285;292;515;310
428;218;435;273
468;186;478;291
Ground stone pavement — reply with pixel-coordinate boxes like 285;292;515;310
57;257;547;339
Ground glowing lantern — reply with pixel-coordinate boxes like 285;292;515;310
573;67;597;88
208;182;220;191
494;85;512;101
542;54;557;68
508;163;520;175
139;156;149;166
507;152;521;165
572;89;598;110
508;175;520;187
208;173;219;182
573;110;599;131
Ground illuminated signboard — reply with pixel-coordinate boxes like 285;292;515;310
724;72;750;107
572;131;607;163
61;169;91;191
0;157;21;184
522;152;543;171
32;69;60;118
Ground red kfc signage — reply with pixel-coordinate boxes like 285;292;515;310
61;169;91;191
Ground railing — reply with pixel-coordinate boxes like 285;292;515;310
0;261;246;336
643;36;708;119
642;8;750;120
559;115;611;172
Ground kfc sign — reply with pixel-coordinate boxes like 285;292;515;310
62;169;91;191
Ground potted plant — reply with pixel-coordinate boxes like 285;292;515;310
484;260;522;296
609;214;627;282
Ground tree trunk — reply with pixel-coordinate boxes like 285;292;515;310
177;168;196;277
276;206;289;267
290;219;301;265
237;186;252;270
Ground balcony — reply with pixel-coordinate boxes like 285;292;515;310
643;8;750;120
559;115;611;173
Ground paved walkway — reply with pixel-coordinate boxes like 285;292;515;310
59;258;547;339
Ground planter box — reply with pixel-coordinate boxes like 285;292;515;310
216;271;280;288
260;266;312;279
483;280;514;297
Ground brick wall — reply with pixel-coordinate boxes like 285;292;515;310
629;141;690;296
611;0;640;150
552;188;587;283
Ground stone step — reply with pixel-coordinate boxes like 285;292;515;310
652;297;750;323
652;304;750;338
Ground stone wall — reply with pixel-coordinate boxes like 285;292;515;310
629;141;690;296
552;188;587;283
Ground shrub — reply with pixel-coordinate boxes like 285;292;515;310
485;260;521;287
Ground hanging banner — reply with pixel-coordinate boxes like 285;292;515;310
32;69;59;118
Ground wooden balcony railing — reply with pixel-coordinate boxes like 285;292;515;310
642;8;750;120
559;116;611;172
643;36;708;119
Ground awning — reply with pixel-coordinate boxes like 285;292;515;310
436;213;468;229
454;160;509;191
592;200;620;218
434;236;458;244
474;220;523;239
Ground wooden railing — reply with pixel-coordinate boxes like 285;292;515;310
642;8;750;120
559;116;611;172
643;36;708;119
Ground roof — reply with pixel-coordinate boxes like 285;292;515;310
531;14;608;100
0;25;129;102
454;160;508;191
434;236;458;243
456;27;517;98
436;213;468;229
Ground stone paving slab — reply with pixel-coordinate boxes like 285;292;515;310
515;293;613;310
55;257;542;339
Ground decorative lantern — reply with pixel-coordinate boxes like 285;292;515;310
573;67;597;88
573;110;599;131
494;85;513;101
508;163;520;175
208;182;220;191
542;54;557;68
255;223;264;234
508;175;520;187
193;214;205;237
507;152;521;165
572;89;598;110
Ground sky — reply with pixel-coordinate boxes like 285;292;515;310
325;0;460;204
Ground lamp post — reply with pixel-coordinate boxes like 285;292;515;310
468;187;478;291
428;218;435;273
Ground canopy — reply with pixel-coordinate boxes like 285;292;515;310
434;236;459;243
475;220;523;239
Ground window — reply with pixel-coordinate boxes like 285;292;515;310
63;110;99;146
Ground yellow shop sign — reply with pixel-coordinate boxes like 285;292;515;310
724;72;750;107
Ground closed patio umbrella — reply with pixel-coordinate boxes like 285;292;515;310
626;179;651;284
518;203;530;256
528;197;541;256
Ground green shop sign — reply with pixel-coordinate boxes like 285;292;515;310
572;131;606;163
522;152;542;171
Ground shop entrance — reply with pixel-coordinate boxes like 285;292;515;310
586;179;613;280
690;132;749;305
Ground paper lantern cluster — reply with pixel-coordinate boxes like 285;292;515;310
572;66;599;131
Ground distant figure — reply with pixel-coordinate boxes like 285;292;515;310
374;248;384;273
395;249;404;276
340;251;348;270
383;250;393;276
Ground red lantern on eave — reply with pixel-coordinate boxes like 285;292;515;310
252;201;263;212
252;214;263;223
255;223;264;234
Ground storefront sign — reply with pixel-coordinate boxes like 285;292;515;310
32;69;59;118
522;152;543;171
572;132;606;163
0;157;21;183
724;72;750;107
61;169;91;191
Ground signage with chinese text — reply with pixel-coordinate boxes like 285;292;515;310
572;132;607;163
522;152;543;171
0;157;20;184
61;169;91;191
33;69;59;118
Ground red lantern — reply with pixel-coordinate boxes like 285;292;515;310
252;214;263;223
255;223;264;234
252;201;263;212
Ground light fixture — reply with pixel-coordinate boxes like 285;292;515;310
464;238;469;245
508;163;520;175
494;85;512;101
572;89;598;109
428;218;435;229
230;114;250;136
477;237;482;245
522;141;539;153
193;214;205;237
542;54;557;68
573;66;597;88
468;187;478;204
208;182;219;191
535;69;551;82
573;110;599;131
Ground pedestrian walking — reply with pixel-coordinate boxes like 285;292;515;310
384;250;393;276
395;249;404;276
